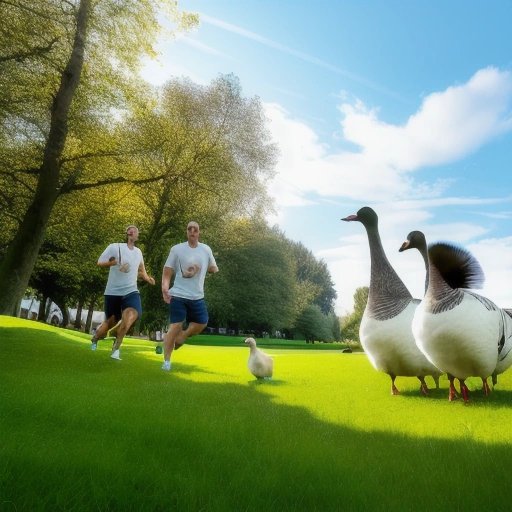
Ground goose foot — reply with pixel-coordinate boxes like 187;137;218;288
481;378;491;396
418;376;429;396
460;380;470;403
448;381;459;401
389;374;400;395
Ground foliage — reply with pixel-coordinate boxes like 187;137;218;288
285;239;337;315
0;2;338;329
206;219;296;334
340;286;368;342
294;304;333;342
128;74;277;266
0;0;198;314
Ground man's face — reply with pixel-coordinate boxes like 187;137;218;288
126;226;139;241
187;223;199;242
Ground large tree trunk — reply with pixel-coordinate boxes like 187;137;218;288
0;0;90;316
61;305;70;328
74;301;84;330
85;297;97;334
37;296;48;322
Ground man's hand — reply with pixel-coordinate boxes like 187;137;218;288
162;289;170;304
119;262;130;273
182;264;200;278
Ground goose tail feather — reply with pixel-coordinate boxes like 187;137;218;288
428;242;484;289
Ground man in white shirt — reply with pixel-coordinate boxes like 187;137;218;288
161;221;218;371
91;225;155;359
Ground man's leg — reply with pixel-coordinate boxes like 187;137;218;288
91;315;117;349
111;307;138;352
161;321;207;370
174;298;208;350
174;322;207;349
163;322;182;359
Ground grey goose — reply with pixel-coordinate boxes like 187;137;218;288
342;207;442;395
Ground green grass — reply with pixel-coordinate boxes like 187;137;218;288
2;316;512;511
186;333;353;350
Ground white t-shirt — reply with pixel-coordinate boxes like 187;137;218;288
98;243;144;296
164;242;217;300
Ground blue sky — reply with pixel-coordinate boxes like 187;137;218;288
141;1;512;315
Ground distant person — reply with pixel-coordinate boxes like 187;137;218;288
91;225;155;360
161;221;218;371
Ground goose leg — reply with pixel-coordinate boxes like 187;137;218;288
481;378;491;396
492;371;498;387
459;379;470;403
417;376;429;396
432;374;440;389
448;374;459;401
390;374;400;395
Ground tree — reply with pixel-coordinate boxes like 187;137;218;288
121;74;278;333
340;286;368;342
294;305;332;343
27;185;134;325
0;0;197;315
206;220;296;334
286;240;337;315
129;75;277;258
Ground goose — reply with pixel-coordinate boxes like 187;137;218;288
399;231;467;400
400;231;512;402
342;207;442;395
245;337;273;379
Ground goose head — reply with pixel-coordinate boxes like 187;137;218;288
399;230;429;294
244;337;257;348
399;230;426;253
341;206;378;229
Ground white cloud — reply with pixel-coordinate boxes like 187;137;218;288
265;67;512;208
470;237;512;308
341;67;512;170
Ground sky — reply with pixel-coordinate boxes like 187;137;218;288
141;0;512;315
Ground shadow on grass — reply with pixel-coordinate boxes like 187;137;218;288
247;378;288;386
3;325;512;511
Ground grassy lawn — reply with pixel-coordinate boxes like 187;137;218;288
184;333;353;350
2;315;512;511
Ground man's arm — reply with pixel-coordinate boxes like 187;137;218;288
97;245;117;268
162;266;174;304
138;261;155;285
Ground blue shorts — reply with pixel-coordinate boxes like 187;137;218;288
104;292;142;322
169;296;208;325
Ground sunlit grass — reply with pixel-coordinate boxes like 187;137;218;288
2;316;512;511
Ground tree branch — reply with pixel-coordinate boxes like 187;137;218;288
0;37;60;64
59;173;168;194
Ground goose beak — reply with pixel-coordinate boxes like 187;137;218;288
341;214;358;222
399;240;410;252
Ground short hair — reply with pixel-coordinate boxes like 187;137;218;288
125;225;138;234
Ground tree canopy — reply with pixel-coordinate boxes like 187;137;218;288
0;1;341;340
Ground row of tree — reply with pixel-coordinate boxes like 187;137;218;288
0;0;342;341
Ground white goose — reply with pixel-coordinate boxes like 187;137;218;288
399;231;465;400
245;338;273;379
342;207;442;395
400;231;512;402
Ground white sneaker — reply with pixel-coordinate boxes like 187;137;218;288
111;349;121;360
91;342;97;351
161;361;171;371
